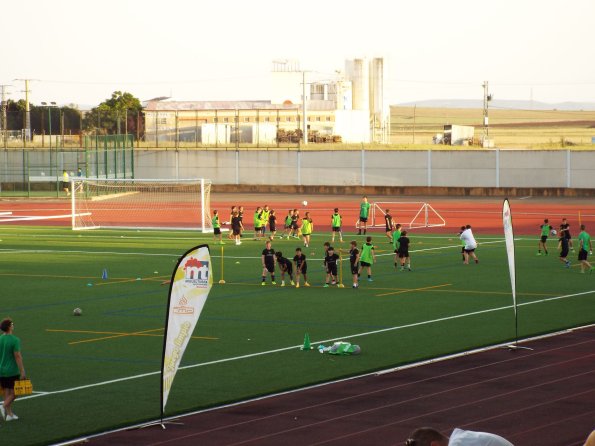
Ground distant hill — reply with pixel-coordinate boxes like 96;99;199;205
395;99;595;111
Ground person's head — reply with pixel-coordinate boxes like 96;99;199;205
366;236;372;243
288;209;293;215
581;224;586;230
239;206;244;211
460;225;466;232
265;240;271;248
264;205;269;211
386;209;390;214
213;209;218;216
362;196;368;202
231;205;237;212
401;230;408;236
324;242;331;250
275;251;282;258
465;224;472;229
270;209;275;216
0;318;13;333
562;218;567;223
256;206;262;212
328;247;334;254
405;427;449;446
334;208;339;213
295;247;302;254
544;218;549;223
396;223;402;230
351;240;357;248
304;211;310;218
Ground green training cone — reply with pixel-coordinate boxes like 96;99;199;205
300;332;312;350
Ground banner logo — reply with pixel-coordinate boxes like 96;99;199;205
172;296;194;315
183;257;209;287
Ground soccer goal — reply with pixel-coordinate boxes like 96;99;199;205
71;178;213;231
357;201;446;230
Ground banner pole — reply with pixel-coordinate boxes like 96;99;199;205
219;245;226;284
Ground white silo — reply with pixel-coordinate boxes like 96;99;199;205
369;57;385;121
345;58;369;111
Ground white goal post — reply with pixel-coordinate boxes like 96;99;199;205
71;178;213;232
356;201;446;229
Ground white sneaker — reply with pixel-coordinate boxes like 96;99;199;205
281;281;285;287
6;414;18;421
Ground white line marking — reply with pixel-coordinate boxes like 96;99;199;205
16;288;595;402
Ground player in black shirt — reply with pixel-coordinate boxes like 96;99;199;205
269;209;277;240
349;241;360;288
560;218;574;251
261;240;276;285
397;230;411;271
275;251;294;286
384;209;395;242
231;211;242;245
293;247;310;288
324;247;339;287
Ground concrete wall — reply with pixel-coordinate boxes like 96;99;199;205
2;149;594;191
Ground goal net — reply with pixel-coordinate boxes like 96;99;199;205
357;201;446;229
71;178;212;231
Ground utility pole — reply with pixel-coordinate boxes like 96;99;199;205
0;84;12;149
14;79;36;146
482;81;492;141
302;70;307;146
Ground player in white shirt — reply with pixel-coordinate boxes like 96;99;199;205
459;224;479;264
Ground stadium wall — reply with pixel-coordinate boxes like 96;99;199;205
1;149;594;195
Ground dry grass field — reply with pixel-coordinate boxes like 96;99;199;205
391;106;595;149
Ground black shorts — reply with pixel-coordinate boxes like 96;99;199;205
540;235;547;243
578;249;588;261
332;227;341;232
270;224;276;232
359;217;368;223
385;226;392;232
328;265;338;276
264;262;275;273
398;250;409;258
351;263;359;275
560;247;569;258
0;375;19;389
297;264;307;274
232;228;241;235
291;222;298;229
283;264;293;274
214;227;221;235
464;248;476;253
60;181;68;189
360;261;371;267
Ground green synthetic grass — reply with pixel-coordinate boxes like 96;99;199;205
0;227;594;445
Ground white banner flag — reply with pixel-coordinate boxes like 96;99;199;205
502;199;517;315
161;244;212;414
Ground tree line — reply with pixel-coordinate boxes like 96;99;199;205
2;91;144;137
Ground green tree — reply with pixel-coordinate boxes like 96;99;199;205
83;91;144;136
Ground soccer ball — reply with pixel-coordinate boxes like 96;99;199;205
551;229;557;236
302;200;308;206
73;308;82;316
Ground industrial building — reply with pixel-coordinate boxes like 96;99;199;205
143;58;389;145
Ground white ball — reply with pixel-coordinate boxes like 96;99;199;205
551;229;557;236
73;308;82;316
302;200;308;206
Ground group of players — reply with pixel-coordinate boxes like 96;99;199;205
538;217;594;273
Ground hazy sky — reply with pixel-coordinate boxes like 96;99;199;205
3;0;595;107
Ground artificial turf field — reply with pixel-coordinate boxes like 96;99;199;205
0;226;594;445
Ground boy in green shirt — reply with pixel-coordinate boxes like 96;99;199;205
392;223;402;269
358;236;376;281
1;318;26;421
330;208;343;243
358;196;371;235
301;212;313;248
577;224;594;273
537;218;552;255
212;210;224;244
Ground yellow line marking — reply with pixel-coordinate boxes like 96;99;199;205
376;283;452;297
45;328;218;345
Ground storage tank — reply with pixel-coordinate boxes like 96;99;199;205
370;57;384;119
345;58;369;111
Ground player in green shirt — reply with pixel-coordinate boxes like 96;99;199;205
211;210;224;244
0;318;26;421
358;196;371;235
537;218;552;256
253;207;263;240
358;236;376;281
392;223;402;269
301;212;313;248
577;224;594;273
330;208;343;243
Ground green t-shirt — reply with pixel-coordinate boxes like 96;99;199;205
0;334;21;377
301;218;313;235
212;215;220;229
578;231;591;252
540;224;551;237
261;210;270;226
392;229;402;250
360;201;371;218
332;213;341;227
254;212;262;228
360;242;374;263
285;215;292;226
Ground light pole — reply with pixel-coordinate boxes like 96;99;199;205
41;102;58;175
